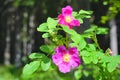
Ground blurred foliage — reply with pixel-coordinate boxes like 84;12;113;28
91;0;120;24
0;65;21;80
101;0;120;23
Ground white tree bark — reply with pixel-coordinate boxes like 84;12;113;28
109;19;118;55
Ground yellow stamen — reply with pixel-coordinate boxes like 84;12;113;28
63;53;71;62
65;16;72;23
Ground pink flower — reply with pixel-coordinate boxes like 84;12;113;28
58;5;80;29
52;46;81;73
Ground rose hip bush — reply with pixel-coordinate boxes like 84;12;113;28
22;5;120;80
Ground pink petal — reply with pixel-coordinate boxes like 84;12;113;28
71;19;80;27
67;24;73;29
70;56;81;68
68;47;79;55
52;53;63;65
58;18;68;26
58;62;71;73
58;14;64;20
62;5;73;16
55;46;67;54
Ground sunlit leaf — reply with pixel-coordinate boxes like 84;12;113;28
74;70;82;80
107;61;118;72
29;53;45;59
22;61;40;76
37;23;48;32
47;17;58;29
40;45;55;54
42;33;50;38
41;57;51;71
79;10;93;15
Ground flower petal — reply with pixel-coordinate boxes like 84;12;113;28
68;47;79;55
70;56;81;68
62;5;73;16
58;62;71;73
55;46;67;54
58;14;64;20
71;19;80;27
52;53;63;65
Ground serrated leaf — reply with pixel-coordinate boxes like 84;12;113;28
29;53;45;59
100;56;111;63
82;33;93;38
62;25;77;35
79;10;93;15
71;34;81;43
107;62;118;72
78;18;83;24
91;52;98;64
70;43;77;47
42;33;50;38
40;45;55;54
41;57;51;71
80;50;90;57
47;17;58;29
71;34;86;50
84;25;97;33
83;70;89;77
74;70;82;80
37;23;48;32
78;36;86;50
22;61;40;76
72;11;77;17
86;44;96;51
82;56;92;64
96;27;108;34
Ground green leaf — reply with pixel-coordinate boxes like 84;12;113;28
71;34;86;50
41;57;51;71
82;56;92;64
29;53;45;59
78;18;83;24
62;25;77;35
91;52;98;64
114;55;120;63
84;25;97;33
72;11;77;17
86;44;96;51
47;17;58;29
37;23;48;32
70;43;77;47
22;61;40;76
100;56;111;63
71;34;81;43
79;10;93;15
96;27;108;34
78;36;86;50
42;33;50;38
107;61;118;72
83;70;89;77
81;51;92;64
82;33;93;38
74;70;82;80
80;50;90;57
40;45;55;54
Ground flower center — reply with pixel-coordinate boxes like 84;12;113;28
65;16;72;23
63;53;71;62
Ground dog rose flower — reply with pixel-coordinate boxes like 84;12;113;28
52;46;81;73
58;5;80;29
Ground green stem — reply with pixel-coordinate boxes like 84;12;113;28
66;33;69;48
92;33;101;50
